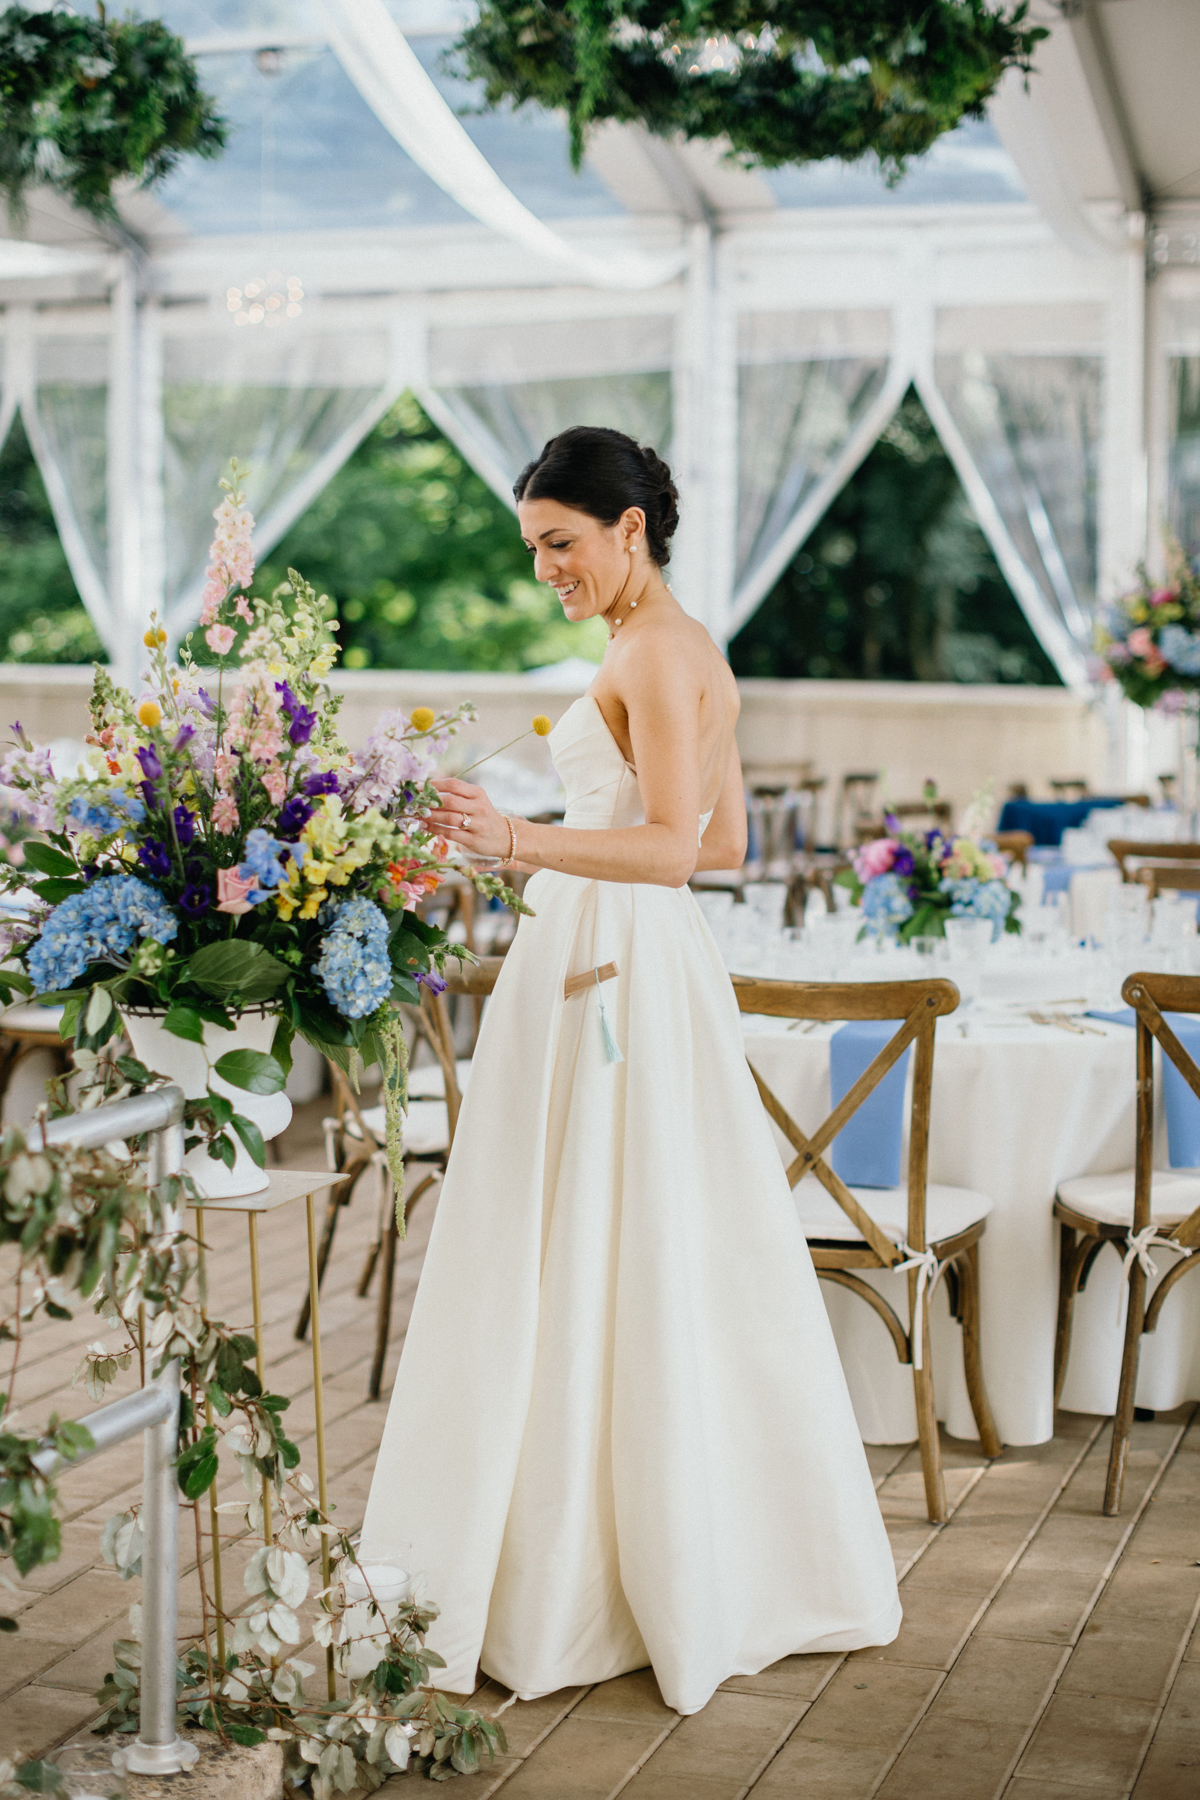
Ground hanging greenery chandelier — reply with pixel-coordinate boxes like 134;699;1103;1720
457;0;1046;174
0;3;225;226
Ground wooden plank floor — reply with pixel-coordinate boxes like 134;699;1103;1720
1;1098;1197;1798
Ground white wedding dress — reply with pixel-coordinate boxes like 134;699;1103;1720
361;695;900;1715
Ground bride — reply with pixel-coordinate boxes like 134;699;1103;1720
360;426;900;1716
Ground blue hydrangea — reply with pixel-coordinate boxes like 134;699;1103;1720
861;872;914;939
1159;624;1200;676
237;828;294;903
315;895;393;1020
27;876;178;993
940;876;1012;941
66;790;145;836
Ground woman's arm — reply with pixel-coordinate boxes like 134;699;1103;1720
427;636;708;887
694;742;748;871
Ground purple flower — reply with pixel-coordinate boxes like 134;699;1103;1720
276;682;316;747
139;781;156;813
883;811;900;834
137;839;172;880
414;969;447;994
194;688;215;718
136;744;163;784
304;770;340;797
892;845;915;876
277;795;313;839
179;882;211;917
174;804;196;846
172;724;195;754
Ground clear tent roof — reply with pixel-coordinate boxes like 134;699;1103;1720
144;0;1025;240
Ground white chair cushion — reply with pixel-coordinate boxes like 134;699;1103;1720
406;1059;472;1100
1056;1168;1200;1229
1;1002;64;1033
795;1176;993;1246
358;1098;449;1158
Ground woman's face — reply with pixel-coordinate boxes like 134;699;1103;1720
517;498;645;622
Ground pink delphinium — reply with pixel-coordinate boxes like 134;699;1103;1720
853;837;898;881
205;623;236;656
261;765;286;805
199;494;256;626
212;793;239;834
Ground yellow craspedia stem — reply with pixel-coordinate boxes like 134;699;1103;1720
532;715;552;736
136;699;162;728
409;707;436;733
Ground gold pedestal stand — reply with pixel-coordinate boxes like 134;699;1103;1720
194;1170;336;1700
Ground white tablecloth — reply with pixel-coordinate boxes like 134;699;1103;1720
743;1011;1200;1447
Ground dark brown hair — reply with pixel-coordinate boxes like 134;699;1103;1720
514;425;679;566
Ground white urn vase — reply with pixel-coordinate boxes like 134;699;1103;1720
120;1007;291;1199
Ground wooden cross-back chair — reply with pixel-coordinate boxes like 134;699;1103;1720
1108;839;1200;883
732;974;1001;1522
1054;971;1200;1514
294;956;503;1398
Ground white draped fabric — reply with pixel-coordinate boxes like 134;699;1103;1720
732;310;893;624
425;315;674;505
931;307;1103;685
161;325;398;634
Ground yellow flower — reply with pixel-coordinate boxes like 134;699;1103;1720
532;714;552;736
302;860;331;884
299;888;327;919
410;706;435;733
136;699;162;728
275;891;297;921
309;650;335;677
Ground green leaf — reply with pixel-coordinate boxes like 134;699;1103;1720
186;940;289;1002
230;1113;266;1168
21;843;77;879
15;1760;66;1793
115;1053;153;1085
58;992;85;1041
29;878;84;905
206;1381;232;1418
390;975;420;1005
270;1014;294;1078
179;1452;218;1500
163;1005;205;1044
225;1724;267;1748
209;1134;236;1169
213;1049;286;1095
44;1302;71;1321
0;1617;18;1632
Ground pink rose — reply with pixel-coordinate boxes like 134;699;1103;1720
216;866;256;914
1127;627;1155;657
205;623;236;656
854;837;898;880
1150;587;1179;606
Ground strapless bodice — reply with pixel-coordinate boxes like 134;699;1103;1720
549;696;713;842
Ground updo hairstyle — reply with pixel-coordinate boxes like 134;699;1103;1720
513;426;680;567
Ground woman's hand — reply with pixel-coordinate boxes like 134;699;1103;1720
427;777;513;861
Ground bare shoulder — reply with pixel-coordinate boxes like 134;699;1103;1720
619;606;737;712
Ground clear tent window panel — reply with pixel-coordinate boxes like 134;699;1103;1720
734;310;891;603
162;326;392;628
31;335;110;639
427;315;675;502
934;309;1103;660
1169;358;1200;553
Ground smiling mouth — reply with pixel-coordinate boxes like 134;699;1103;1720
556;582;580;601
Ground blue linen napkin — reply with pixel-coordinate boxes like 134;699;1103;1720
829;1021;911;1189
1084;1007;1200;1167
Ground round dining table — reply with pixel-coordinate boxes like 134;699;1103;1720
741;1003;1200;1446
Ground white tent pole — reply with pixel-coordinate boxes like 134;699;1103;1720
723;356;910;642
11;305;115;659
107;254;145;687
1098;235;1148;602
140;298;166;653
706;234;740;650
319;0;684;293
670;223;720;637
1144;272;1170;582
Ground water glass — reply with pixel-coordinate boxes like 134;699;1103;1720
910;934;945;962
944;918;993;962
745;882;789;934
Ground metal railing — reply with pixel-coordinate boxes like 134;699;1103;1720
28;1085;199;1777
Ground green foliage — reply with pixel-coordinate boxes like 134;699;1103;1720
0;3;226;224
0;418;100;665
730;388;1060;685
457;0;1046;171
254;394;606;672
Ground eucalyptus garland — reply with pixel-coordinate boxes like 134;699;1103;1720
0;3;225;224
456;0;1046;173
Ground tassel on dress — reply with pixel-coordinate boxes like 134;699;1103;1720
594;966;624;1065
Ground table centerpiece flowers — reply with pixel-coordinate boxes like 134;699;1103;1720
1095;536;1200;709
837;818;1020;944
0;461;525;1197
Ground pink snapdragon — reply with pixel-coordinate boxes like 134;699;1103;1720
212;793;239;834
199;495;256;626
205;623;236;656
261;764;286;805
853;837;898;881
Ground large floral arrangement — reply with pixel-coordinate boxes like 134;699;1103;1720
838;817;1019;943
0;461;524;1178
1095;539;1200;711
457;0;1045;172
0;4;226;225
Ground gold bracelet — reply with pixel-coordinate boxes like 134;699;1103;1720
501;815;518;866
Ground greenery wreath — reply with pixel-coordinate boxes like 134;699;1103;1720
0;2;225;226
456;0;1046;174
